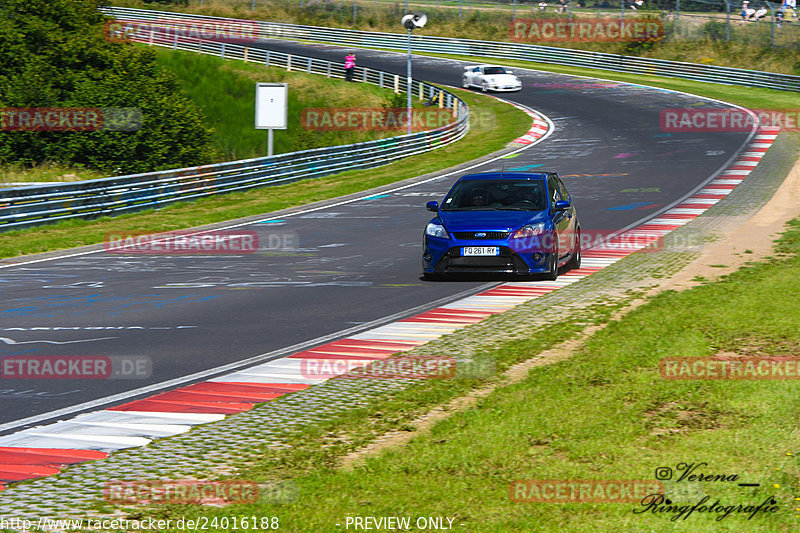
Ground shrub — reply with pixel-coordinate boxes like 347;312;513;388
0;0;218;174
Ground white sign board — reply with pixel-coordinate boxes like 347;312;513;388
255;83;288;130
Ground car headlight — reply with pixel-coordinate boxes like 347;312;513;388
425;222;449;238
512;223;545;238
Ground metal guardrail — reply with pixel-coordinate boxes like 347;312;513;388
105;6;800;92
0;25;468;231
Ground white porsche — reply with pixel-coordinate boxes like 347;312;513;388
461;65;522;92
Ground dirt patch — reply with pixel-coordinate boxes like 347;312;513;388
339;322;606;470
659;154;800;292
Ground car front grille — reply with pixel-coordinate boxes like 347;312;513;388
452;231;509;240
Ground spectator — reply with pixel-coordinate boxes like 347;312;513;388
538;1;548;11
783;0;797;18
741;1;756;19
557;0;567;13
344;52;356;82
470;188;488;207
754;6;768;19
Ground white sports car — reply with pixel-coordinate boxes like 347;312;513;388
461;65;522;92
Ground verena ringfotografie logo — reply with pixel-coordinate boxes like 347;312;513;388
301;355;456;380
661;356;800;380
104;231;261;255
301;108;454;132
105;18;259;44
1;108;142;132
1;356;151;379
660;108;800;132
510;480;663;502
104;480;259;505
511;18;663;43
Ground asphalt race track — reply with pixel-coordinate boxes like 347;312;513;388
0;40;752;432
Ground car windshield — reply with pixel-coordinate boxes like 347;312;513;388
441;179;547;211
483;67;507;75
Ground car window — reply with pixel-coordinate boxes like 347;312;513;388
483;67;507;75
441;179;546;211
473;67;480;73
547;176;562;204
555;176;570;202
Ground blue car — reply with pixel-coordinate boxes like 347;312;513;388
422;172;581;280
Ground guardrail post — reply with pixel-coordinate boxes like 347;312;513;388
438;91;444;108
265;50;270;67
725;0;730;41
221;42;226;59
419;81;423;101
149;29;154;46
394;74;400;93
288;54;292;71
327;61;331;78
173;32;178;49
244;47;249;62
307;57;312;73
198;38;203;52
379;71;384;88
363;68;367;82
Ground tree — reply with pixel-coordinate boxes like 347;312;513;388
0;0;219;174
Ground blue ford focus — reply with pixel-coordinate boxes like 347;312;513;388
422;172;581;280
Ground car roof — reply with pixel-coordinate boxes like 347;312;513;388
456;172;550;182
465;64;509;69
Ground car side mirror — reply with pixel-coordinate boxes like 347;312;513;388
426;201;439;212
554;200;571;210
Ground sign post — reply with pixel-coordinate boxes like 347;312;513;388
255;83;288;156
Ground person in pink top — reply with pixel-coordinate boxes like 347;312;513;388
344;53;356;82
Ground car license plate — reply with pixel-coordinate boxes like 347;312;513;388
462;246;499;256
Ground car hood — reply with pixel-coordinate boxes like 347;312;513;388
438;210;547;232
485;74;519;83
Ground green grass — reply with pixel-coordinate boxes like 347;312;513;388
141;219;800;532
152;47;420;161
0;162;106;187
0;88;529;258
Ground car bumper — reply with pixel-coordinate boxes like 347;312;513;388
487;86;522;92
423;237;552;275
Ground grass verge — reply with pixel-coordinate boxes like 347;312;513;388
142;218;800;532
152;47;422;161
0;88;530;259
